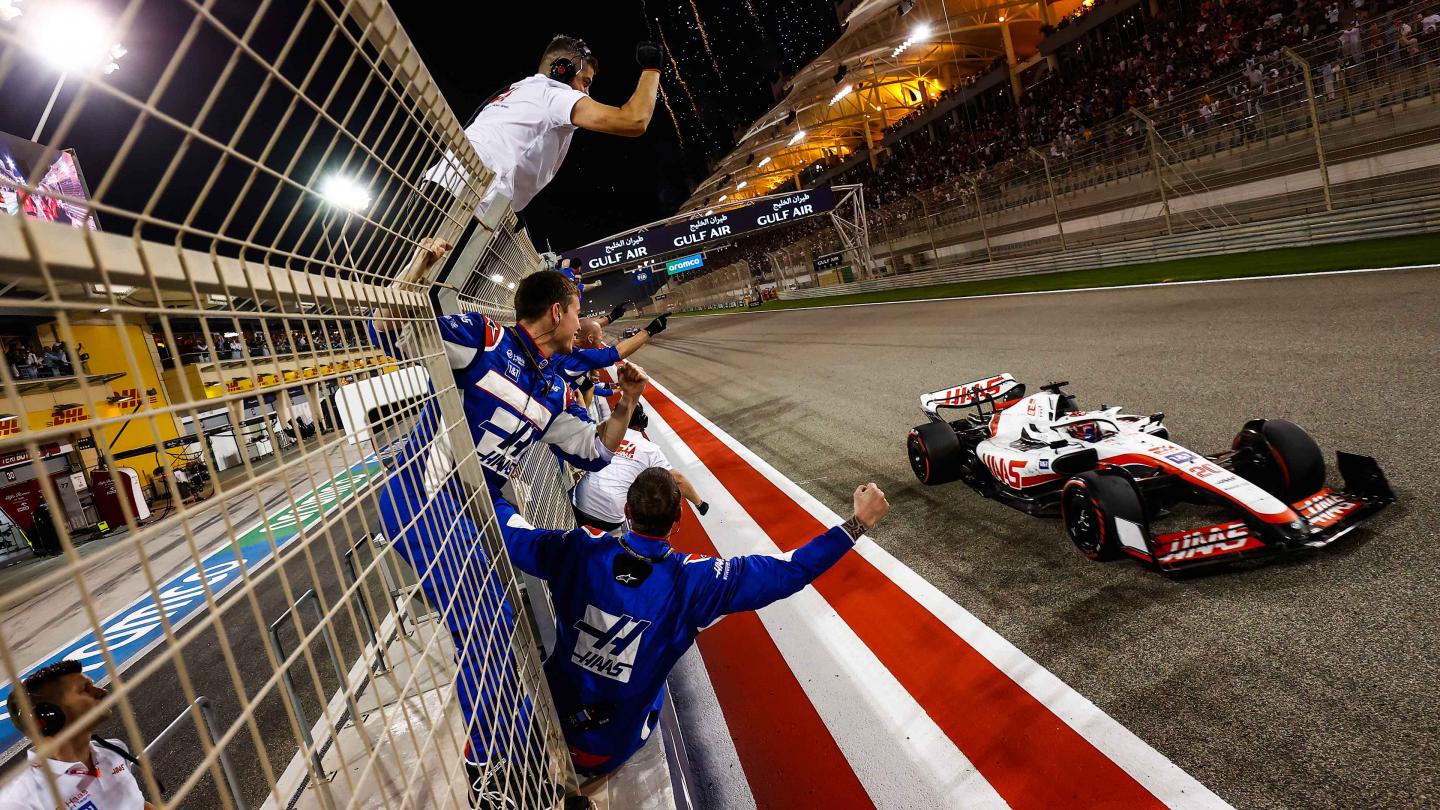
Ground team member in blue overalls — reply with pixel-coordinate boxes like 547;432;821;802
371;248;648;801
496;469;891;776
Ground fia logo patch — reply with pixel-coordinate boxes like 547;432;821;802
572;605;649;683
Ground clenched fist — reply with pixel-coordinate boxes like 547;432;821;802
617;361;649;399
852;483;890;530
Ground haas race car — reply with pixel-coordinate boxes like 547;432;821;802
906;374;1395;572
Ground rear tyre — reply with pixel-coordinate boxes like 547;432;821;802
1061;471;1145;562
908;421;964;485
1234;419;1326;501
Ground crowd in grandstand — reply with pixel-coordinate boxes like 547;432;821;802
701;0;1440;284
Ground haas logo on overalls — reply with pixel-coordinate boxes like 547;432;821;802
572;605;650;683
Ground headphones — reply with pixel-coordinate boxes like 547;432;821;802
23;694;165;790
548;40;593;84
32;700;67;738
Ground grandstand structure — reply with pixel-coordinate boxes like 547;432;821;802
683;0;1093;210
663;0;1440;310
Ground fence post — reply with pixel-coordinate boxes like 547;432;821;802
963;174;993;262
1283;46;1333;212
1029;147;1067;251
1131;109;1173;236
919;198;940;267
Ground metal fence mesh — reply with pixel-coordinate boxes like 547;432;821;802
0;1;570;807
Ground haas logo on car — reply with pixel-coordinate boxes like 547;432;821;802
1294;489;1360;528
940;376;1007;406
1157;521;1256;563
982;453;1028;488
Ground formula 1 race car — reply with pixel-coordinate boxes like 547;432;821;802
906;374;1395;572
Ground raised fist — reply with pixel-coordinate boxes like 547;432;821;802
636;41;664;71
852;483;890;530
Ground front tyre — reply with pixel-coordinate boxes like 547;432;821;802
908;421;964;485
1233;418;1326;501
1061;471;1145;561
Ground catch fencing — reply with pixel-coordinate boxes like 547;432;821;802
0;1;575;808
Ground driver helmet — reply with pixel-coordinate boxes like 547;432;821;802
1067;420;1103;442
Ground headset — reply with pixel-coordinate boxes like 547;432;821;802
548;39;594;85
24;697;165;790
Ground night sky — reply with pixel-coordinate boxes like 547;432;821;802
0;1;840;260
392;0;841;251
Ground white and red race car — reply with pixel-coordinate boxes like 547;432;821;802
906;375;1395;572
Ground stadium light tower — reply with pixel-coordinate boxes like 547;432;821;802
24;2;127;141
319;173;370;277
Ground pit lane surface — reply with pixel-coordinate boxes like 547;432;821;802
623;267;1439;808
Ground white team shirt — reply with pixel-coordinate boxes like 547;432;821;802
424;74;588;213
0;740;147;810
573;428;672;523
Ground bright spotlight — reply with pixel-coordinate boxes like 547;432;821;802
892;23;932;57
829;84;853;106
758;155;772;167
787;129;807;146
506;281;516;290
320;174;371;211
29;3;124;73
737;180;747;189
719;194;728;202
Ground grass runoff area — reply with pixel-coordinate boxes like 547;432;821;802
650;232;1440;319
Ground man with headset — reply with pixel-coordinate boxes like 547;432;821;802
0;660;158;809
425;34;663;215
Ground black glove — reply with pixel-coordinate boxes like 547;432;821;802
644;313;669;336
636;41;664;71
697;502;709;516
608;303;628;323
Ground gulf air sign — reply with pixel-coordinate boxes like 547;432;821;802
564;185;839;272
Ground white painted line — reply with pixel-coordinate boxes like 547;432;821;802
670;262;1437;318
647;402;1010;809
647;378;1233;809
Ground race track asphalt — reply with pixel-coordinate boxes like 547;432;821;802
620;266;1439;809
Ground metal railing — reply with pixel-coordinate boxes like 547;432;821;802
0;1;574;808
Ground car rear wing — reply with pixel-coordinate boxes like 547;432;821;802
921;374;1024;419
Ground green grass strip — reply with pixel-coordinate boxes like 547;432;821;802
645;232;1440;318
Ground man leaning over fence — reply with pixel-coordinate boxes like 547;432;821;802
370;245;649;801
496;468;891;777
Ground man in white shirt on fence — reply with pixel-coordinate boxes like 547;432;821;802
0;660;157;810
425;35;663;214
572;403;706;531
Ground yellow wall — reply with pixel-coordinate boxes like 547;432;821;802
37;320;182;479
